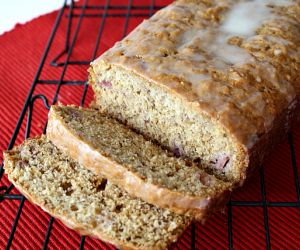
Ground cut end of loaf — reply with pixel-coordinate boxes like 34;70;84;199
90;62;247;184
3;136;191;250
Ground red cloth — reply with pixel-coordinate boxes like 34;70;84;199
0;0;299;249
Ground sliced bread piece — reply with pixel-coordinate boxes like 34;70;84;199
47;105;232;221
3;136;191;250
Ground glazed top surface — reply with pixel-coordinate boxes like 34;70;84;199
95;0;300;148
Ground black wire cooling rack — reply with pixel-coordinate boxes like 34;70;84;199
0;0;299;249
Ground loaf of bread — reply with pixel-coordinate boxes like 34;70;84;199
3;137;191;250
47;105;232;221
89;0;300;184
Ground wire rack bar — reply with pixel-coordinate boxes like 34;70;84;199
71;4;164;10
50;1;73;67
260;167;271;249
51;0;89;105
52;60;90;66
227;200;233;250
79;236;86;250
1;194;24;200
90;0;110;62
68;13;157;17
42;217;54;250
6;197;26;250
231;201;299;207
191;222;196;250
288;133;300;209
122;0;133;39
37;80;86;85
65;0;74;53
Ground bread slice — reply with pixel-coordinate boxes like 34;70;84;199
46;105;232;221
89;0;300;184
3;136;191;250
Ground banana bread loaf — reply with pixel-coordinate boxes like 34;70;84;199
3;137;191;250
89;0;300;184
47;105;232;221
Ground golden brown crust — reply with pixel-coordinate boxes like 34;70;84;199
91;0;300;184
47;105;232;221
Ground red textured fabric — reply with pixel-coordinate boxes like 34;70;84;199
0;0;300;249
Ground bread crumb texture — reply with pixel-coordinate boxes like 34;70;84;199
53;105;231;198
4;137;190;249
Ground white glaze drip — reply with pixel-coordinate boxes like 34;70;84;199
187;74;211;91
210;34;253;66
221;0;293;37
178;29;253;69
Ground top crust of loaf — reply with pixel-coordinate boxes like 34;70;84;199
4;136;190;250
92;0;300;151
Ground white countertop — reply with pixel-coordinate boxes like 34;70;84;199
0;0;71;35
